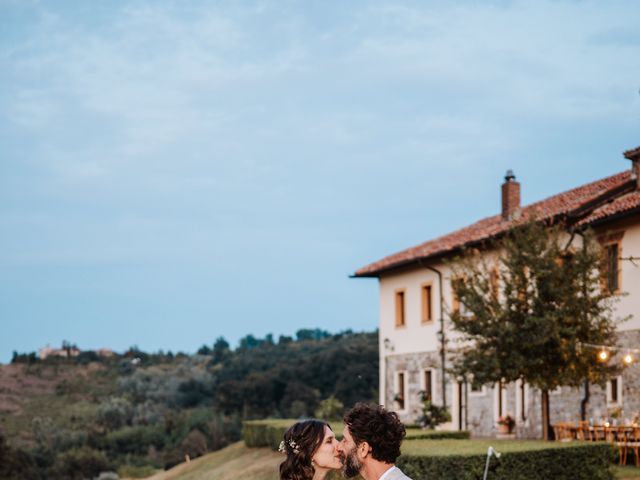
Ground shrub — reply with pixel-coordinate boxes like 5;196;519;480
98;397;134;431
404;429;470;440
315;395;344;420
181;429;208;458
243;419;297;449
117;464;159;478
105;425;166;455
398;440;614;480
51;446;112;480
415;396;451;429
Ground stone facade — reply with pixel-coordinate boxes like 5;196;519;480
385;328;640;438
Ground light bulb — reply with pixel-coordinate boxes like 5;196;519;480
623;353;634;365
598;350;609;361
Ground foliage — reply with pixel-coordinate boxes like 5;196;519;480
497;415;515;429
315;395;344;420
0;431;40;479
214;330;378;417
98;397;134;431
415;392;451;429
117;464;159;478
449;220;622;436
2;329;376;478
399;440;614;480
51;446;112;480
404;429;470;440
243;419;298;449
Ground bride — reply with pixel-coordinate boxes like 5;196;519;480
279;419;343;480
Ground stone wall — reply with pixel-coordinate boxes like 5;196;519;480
383;329;640;438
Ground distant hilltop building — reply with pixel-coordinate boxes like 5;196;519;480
38;344;80;360
353;144;640;438
38;345;115;359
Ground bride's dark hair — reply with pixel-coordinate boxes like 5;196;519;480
279;419;329;480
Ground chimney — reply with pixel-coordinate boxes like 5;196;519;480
624;146;640;190
501;170;520;220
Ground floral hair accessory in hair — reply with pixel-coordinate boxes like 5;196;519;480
278;439;300;454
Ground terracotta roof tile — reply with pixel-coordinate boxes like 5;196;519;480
577;189;640;226
354;171;632;277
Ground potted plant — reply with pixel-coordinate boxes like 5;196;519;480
497;414;515;434
415;391;451;429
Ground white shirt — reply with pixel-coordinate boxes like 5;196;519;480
379;466;398;480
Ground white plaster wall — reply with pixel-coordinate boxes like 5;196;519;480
614;222;640;331
379;262;447;356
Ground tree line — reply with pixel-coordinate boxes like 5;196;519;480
3;329;378;479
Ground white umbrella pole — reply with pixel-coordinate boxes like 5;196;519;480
483;446;501;480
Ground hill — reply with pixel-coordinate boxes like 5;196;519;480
140;442;281;480
0;329;378;479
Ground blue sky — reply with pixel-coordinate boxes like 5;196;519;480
1;0;639;362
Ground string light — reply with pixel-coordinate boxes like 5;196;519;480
579;342;639;366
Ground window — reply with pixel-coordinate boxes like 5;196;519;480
469;379;486;396
490;268;500;301
611;377;618;403
421;283;433;323
452;288;472;318
607;376;622;406
602;243;620;293
496;381;504;417
422;369;433;401
395;372;406;410
549;386;562;395
395;290;406;327
516;379;528;422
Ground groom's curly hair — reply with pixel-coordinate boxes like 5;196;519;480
343;403;406;463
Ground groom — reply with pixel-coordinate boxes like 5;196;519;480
338;403;414;480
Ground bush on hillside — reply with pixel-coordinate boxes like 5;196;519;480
0;432;40;480
51;446;112;480
105;425;166;455
315;395;344;420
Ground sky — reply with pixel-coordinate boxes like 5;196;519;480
1;0;640;362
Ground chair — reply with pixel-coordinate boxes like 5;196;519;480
606;426;629;465
592;425;606;442
553;422;574;442
628;427;640;467
576;421;591;441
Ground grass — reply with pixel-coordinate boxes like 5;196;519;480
137;441;282;480
614;465;640;480
135;440;640;480
0;362;118;448
401;438;611;456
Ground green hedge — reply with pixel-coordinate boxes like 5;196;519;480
244;419;346;449
243;419;297;449
399;440;614;480
405;429;470;440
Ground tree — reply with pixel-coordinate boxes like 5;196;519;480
211;337;231;364
449;220;622;440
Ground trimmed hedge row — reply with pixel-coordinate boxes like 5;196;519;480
243;419;297;449
405;429;471;440
398;441;614;480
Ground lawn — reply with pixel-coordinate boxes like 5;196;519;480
402;438;608;456
614;465;640;480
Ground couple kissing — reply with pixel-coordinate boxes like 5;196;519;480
279;403;413;480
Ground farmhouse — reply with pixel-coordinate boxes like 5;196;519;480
353;145;640;438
